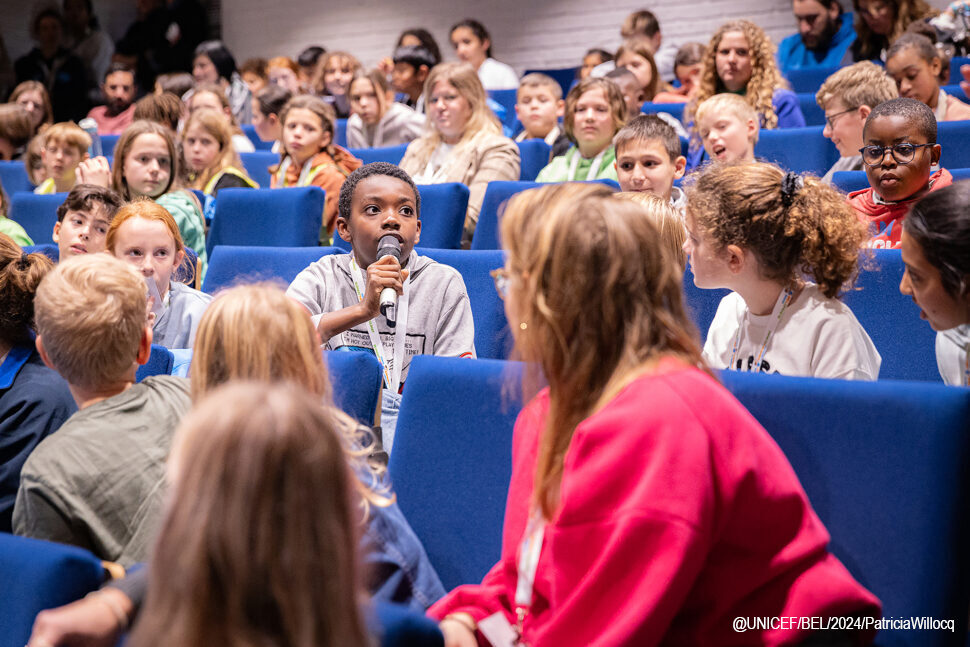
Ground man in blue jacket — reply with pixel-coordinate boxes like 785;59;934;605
778;0;857;71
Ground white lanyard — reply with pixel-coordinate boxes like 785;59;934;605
566;148;606;182
349;255;411;394
513;511;545;637
276;156;314;187
729;287;795;372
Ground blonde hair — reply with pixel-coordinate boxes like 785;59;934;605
312;51;363;96
686;162;867;298
815;61;898;111
112;120;180;200
34;254;147;389
407;61;502;160
349;69;391;120
500;183;706;519
615;192;687;270
689;20;788;130
180;108;244;191
128;382;369;647
695;93;761;144
564;77;627;145
615;37;661;101
10;81;53;135
42;122;92;156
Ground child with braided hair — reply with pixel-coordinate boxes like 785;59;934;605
685;162;881;379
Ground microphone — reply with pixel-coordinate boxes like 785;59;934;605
377;234;401;327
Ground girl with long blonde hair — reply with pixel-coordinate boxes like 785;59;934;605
429;182;880;646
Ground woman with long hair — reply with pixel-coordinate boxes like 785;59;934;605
851;0;937;62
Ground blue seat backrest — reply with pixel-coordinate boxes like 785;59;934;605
949;57;970;84
324;350;382;426
796;92;825;126
939;121;970;169
682;266;730;343
0;161;33;194
755;126;838;176
419;248;510;360
0;533;106;646
335;118;348;148
516;139;552;182
942;84;968;102
135;344;174;382
241;124;274;151
389;356;522;591
332;183;468;252
239;151;279;189
202;245;339;293
8;192;67;244
720;371;970;646
842;249;940;381
349;144;409;166
831;170;869;194
23;243;59;261
99;134;120;157
207;186;324;255
370;601;444;647
487;89;519;131
641;101;685;123
523;66;578;97
785;66;840;93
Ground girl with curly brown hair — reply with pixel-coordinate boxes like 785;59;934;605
685;161;881;380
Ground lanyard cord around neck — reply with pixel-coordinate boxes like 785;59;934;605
566;147;606;182
729;286;795;372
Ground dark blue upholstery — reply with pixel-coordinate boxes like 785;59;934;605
720;371;970;646
942;84;968;102
682;266;730;343
207;186;324;255
0;533;106;646
842;249;940;381
349;144;409;165
785;66;840;93
949;57;970;84
516;139;552;181
239;151;279;189
241;124;275;151
136;344;174;381
335;118;348;148
641;101;685;123
370;601;444;647
0;161;34;194
487;88;519;131
389;356;522;590
523;66;578;97
797;92;825;126
333;183;468;252
833;168;970;195
939;121;970;169
324;350;382;425
8;192;67;244
99;134;120;157
420;248;510;360
202;245;339;293
755;126;838;176
23;243;58;261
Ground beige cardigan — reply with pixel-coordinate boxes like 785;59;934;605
400;129;520;243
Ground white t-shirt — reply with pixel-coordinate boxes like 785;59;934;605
703;284;881;380
477;57;519;90
936;325;969;386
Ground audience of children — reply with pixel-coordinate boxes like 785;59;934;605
449;19;519;90
695;93;760;164
613;115;687;213
250;83;291;153
900;182;970;386
186;82;255;153
52;183;123;259
33;121;90;194
84;63;137;136
0;235;75;533
287;162;476;450
431;182;881;646
886;32;970;121
535;77;625;183
347;69;425;149
14;253;192;566
686;162;881;379
314;51;362;119
399;62;520;244
0;104;33;161
816;61;899;182
848;97;951;249
512;73;569;157
270;95;363;242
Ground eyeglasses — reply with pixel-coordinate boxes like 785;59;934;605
490;268;509;300
824;107;857;130
859;143;935;167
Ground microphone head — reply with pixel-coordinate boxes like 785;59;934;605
377;234;402;261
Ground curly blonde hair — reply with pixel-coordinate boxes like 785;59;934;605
851;0;937;61
686;162;866;298
688;20;788;130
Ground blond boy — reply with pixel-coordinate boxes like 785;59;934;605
614;115;687;212
815;61;897;183
514;73;569;156
14;254;191;565
34;122;90;194
695;94;759;163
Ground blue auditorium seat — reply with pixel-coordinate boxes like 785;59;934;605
0;533;108;646
523;66;578;97
370;601;444;647
487;88;519;132
8;192;66;244
99;134;120;157
23;244;58;261
202;245;339;293
949;57;970;85
206;186;324;255
641;101;685;123
335;118;348;147
389;356;522;590
241;124;274;151
349;144;409;165
135;344;174;381
785;66;840;93
833;168;970;195
939;121;970;169
0;161;33;194
516;139;552;181
239;151;278;189
324;350;382;425
682;266;730;342
796;91;825;126
755;126;838;176
420;248;510;360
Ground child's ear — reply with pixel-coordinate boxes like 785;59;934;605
556;99;565;118
136;326;153;366
858;105;872;121
336;216;352;243
726;244;746;274
52;221;61;242
745;117;758;140
417;65;430;84
674;155;687;179
414;218;421;246
36;336;56;371
930;57;942;79
320;129;333;148
514;103;523;121
930;143;942;166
